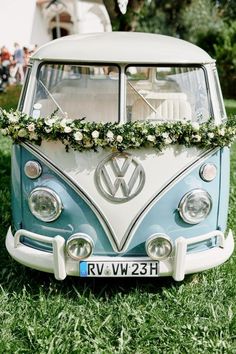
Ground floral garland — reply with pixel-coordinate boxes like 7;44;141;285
0;109;236;152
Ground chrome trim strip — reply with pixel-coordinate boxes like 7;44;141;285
22;142;120;252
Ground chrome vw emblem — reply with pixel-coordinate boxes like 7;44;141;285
95;153;145;202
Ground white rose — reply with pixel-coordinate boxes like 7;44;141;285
45;127;52;133
74;131;83;141
193;134;201;142
164;137;172;145
27;123;35;132
106;131;114;140
67;118;73;123
219;128;225;136
60;118;67;128
147;135;155;142
162;132;169;139
192;122;200;131
1;128;8;135
64;126;72;133
208;132;214;139
92;130;99;139
116;135;123;143
45;117;57;127
8;113;19;123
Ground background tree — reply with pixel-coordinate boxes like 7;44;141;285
137;0;191;37
179;0;236;98
213;21;236;97
217;0;236;21
103;0;146;31
104;0;236;98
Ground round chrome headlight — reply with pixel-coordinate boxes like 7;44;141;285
179;189;212;224
146;234;173;260
66;234;94;260
28;187;62;222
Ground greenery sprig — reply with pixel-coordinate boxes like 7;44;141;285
0;109;236;152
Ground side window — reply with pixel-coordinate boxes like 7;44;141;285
32;63;120;123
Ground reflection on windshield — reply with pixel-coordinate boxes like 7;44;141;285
126;66;211;123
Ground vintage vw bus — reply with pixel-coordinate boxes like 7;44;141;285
5;32;234;281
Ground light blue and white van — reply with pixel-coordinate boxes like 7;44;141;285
5;32;234;281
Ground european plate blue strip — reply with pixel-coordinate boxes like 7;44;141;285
79;261;88;277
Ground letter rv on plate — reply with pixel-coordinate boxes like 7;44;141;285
95;152;145;202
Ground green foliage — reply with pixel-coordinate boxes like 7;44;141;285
213;21;236;98
225;99;236;116
137;1;167;35
180;0;224;55
217;0;236;22
1;109;236;153
138;0;190;37
137;0;236;99
179;0;236;98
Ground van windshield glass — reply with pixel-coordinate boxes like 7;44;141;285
126;66;211;123
33;64;119;122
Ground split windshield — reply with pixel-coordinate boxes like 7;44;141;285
33;63;211;123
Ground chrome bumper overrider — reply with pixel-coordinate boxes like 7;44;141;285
6;227;234;281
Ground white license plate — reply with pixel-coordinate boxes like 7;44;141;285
79;261;159;277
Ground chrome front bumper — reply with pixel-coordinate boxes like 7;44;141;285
6;227;234;281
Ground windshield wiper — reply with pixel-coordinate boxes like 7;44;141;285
39;79;66;117
128;81;157;114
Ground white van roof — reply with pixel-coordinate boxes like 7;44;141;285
31;32;214;64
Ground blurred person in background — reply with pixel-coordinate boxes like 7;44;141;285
23;46;30;73
12;42;24;84
0;46;12;67
0;46;12;91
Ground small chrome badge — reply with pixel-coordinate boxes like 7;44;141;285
95;152;145;202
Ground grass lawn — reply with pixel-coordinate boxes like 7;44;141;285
0;88;235;353
225;100;236;117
